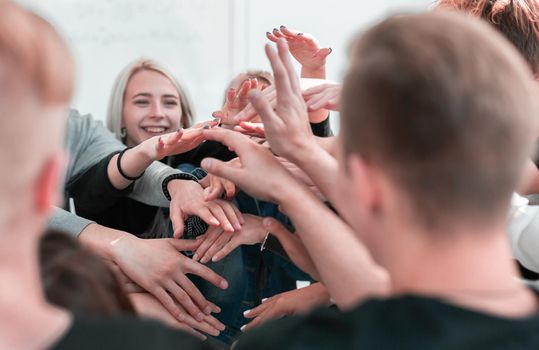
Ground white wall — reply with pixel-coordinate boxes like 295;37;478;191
18;0;432;127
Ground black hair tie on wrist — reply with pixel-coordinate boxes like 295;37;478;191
117;147;145;181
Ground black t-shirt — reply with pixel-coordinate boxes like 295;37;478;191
51;316;214;350
235;295;539;350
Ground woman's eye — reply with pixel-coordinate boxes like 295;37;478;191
134;100;149;106
164;100;179;107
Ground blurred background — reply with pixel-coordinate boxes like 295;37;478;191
17;0;432;128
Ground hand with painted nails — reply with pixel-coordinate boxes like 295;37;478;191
303;83;342;112
213;78;259;125
167;179;245;238
241;282;331;332
247;38;317;163
267;26;331;77
199;172;237;201
129;292;225;340
193;214;266;264
109;235;228;324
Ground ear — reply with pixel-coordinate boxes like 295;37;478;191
34;151;67;215
347;155;383;217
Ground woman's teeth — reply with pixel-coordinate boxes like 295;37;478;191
143;127;166;133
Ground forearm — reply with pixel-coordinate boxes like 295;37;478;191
108;143;155;190
47;207;95;237
278;184;389;309
130;161;182;207
78;222;134;261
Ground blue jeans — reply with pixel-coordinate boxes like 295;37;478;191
174;165;310;348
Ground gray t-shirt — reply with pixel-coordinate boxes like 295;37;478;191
47;109;181;236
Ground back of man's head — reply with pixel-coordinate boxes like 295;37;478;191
437;0;539;76
0;1;74;228
341;11;537;230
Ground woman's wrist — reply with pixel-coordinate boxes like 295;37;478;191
301;66;326;80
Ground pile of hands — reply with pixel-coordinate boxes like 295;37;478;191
112;25;343;339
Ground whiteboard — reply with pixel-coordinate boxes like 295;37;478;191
17;0;431;130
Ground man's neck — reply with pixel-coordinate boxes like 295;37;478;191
383;221;537;317
0;219;71;350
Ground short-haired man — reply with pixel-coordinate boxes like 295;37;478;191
201;11;539;349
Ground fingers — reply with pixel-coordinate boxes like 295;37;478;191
163;128;184;146
165;280;204;321
223;179;236;200
276;39;301;94
166;238;202;252
317;47;332;60
170;208;186;239
242;307;275;332
212;110;224;119
202;231;234;264
192;206;221;229
215;199;243;230
207;201;235;232
248;89;281;130
175;273;216;316
265;43;293;102
193;226;223;262
185;258;229;290
150;287;186;323
212;239;240;262
243;297;273;319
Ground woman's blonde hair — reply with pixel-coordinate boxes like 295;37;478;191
106;58;194;141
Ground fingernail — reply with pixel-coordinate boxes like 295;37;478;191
280;25;286;29
227;224;235;232
204;306;212;315
201;256;209;264
297;33;303;36
266;31;271;36
211;255;219;262
193;253;199;261
329;47;332;54
243;309;251;316
234;223;242;231
196;312;204;321
210;218;220;226
273;28;278;32
177;313;186;322
220;280;229;289
240;325;246;332
262;298;268;302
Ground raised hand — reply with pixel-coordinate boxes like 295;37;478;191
267;25;331;76
246;38;317;162
213;78;259;125
199;172;237;201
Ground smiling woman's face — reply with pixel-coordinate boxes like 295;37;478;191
122;69;182;146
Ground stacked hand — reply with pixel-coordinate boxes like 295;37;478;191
109;236;228;325
168;179;244;237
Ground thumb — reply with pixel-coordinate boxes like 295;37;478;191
318;47;332;60
201;157;242;185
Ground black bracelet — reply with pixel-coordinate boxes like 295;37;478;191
117;147;145;181
162;172;199;201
